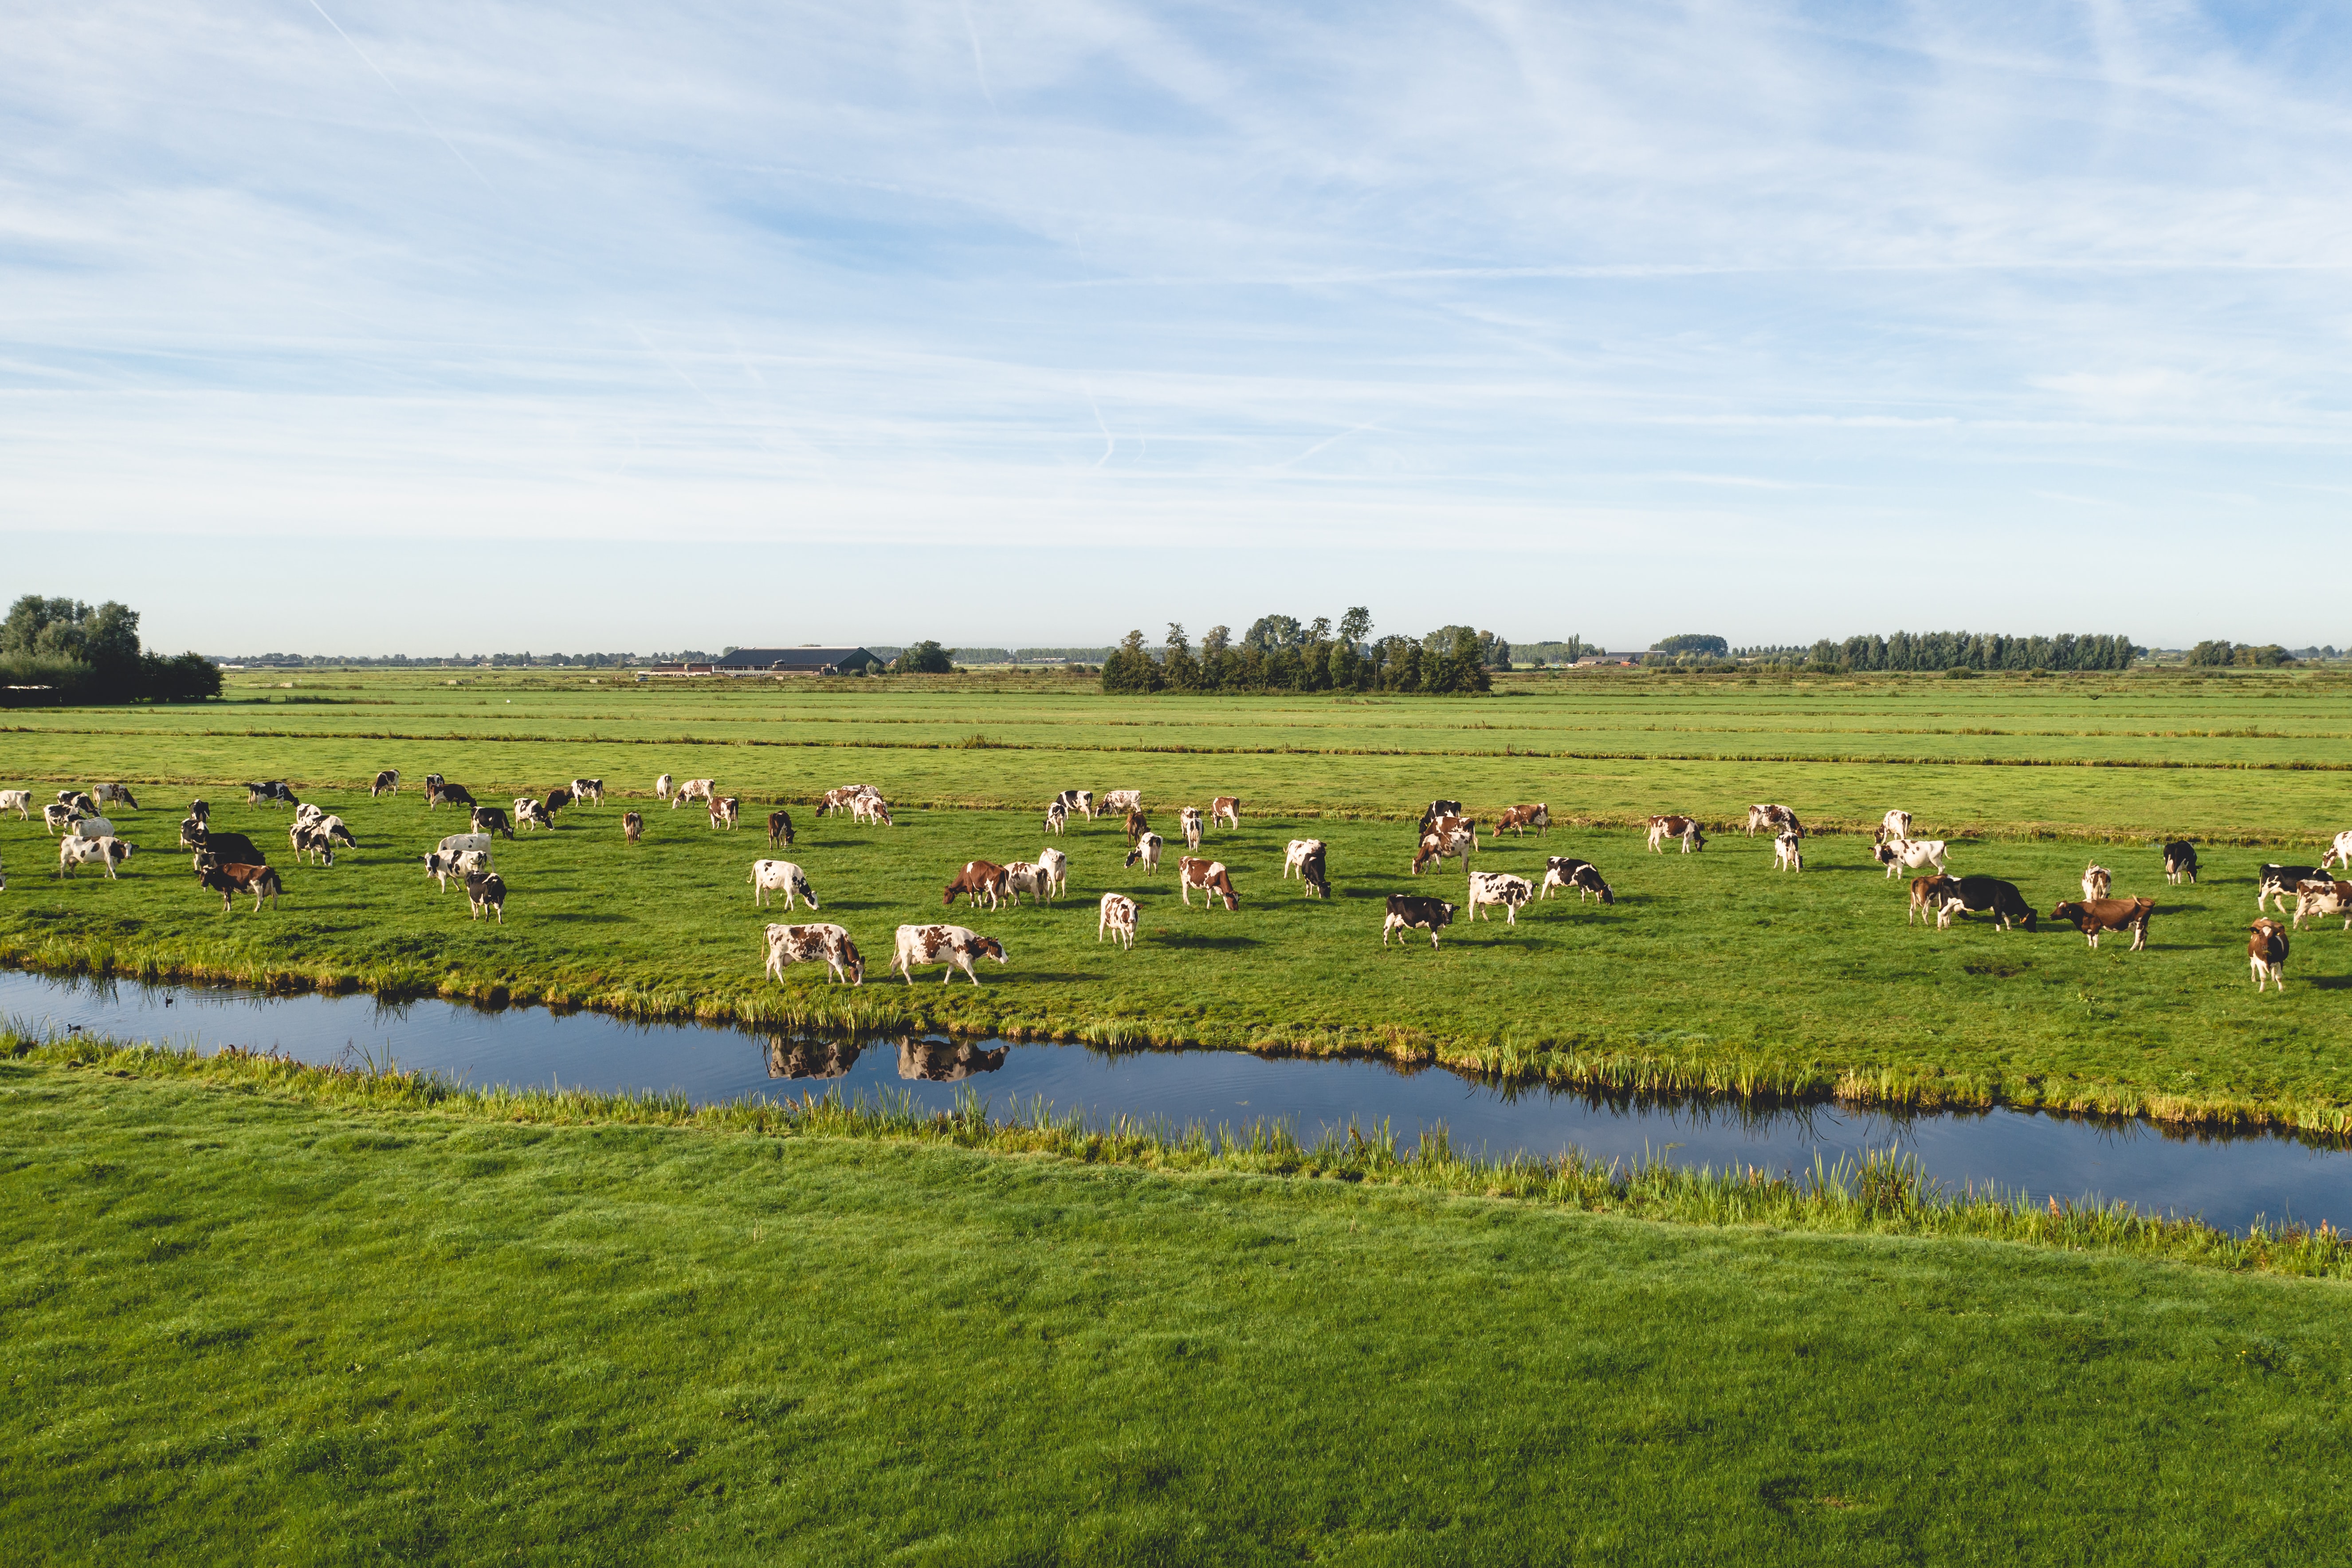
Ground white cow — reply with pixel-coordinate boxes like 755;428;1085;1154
0;790;31;818
2323;830;2352;871
763;923;863;985
890;924;1006;987
1466;870;1534;924
1282;839;1326;881
2081;865;2112;900
1100;789;1143;817
1178;807;1204;849
1880;809;1913;842
57;835;132;879
749;860;818;910
71;816;116;841
1002;861;1052;904
1038;846;1069;897
423;848;492;890
1874;838;1949;878
1097;892;1138;949
1123;832;1164;873
672;778;716;810
656;773;674;801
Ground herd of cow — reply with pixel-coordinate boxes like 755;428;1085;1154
6;775;2348;994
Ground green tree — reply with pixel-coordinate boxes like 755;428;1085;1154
1162;623;1201;692
1100;630;1164;694
894;641;954;675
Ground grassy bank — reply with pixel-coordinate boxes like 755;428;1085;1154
5;1048;2348;1562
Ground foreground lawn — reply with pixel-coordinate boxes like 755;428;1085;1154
3;1060;2346;1564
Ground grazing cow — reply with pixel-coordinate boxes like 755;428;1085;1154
1938;876;2036;931
1747;804;1802;837
1052;789;1095;822
546;786;574;814
41;803;78;835
1879;810;1913;843
436;833;494;860
0;789;31;818
1179;807;1204;849
2292;879;2352;932
1123;808;1150;846
1038;846;1069;897
1874;838;1949;878
2081;865;2112;900
1383;893;1455;949
1097;892;1139;949
1908;874;1958;927
1282;838;1325;882
1211;796;1241;829
570;778;604;806
57;835;133;879
622;811;644;844
1177;857;1238;911
193;832;267;870
848;794;893;827
2052;897;2156;951
1295;841;1330;899
422;849;487;891
95;782;139;810
2249;919;2289;992
2323;829;2352;871
1495;803;1550;837
1124;832;1165;873
71;816;116;841
673;778;717;810
514;798;552;833
656;773;674;801
471;805;514;840
1002;861;1052;904
1044;800;1068;836
890;924;1006;987
749;860;818;911
288;822;335;866
943;859;1011;910
427;780;475;810
2163;841;2199;885
1467;870;1535;925
1412;824;1476;876
61;790;98;815
768;810;794;848
1646;815;1706;854
187;798;209;824
1539;857;1614;904
2258;865;2325;913
710;796;742;830
465;872;507;922
763;922;863;985
1101;790;1143;819
817;785;876;817
371;769;401;796
198;861;280;912
1772;830;1803;873
1417;800;1465;834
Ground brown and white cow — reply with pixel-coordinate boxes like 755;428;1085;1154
750;860;818;910
891;924;1006;986
1383;893;1454;949
2292;878;2352;931
1178;857;1238;911
622;811;644;844
1124;832;1164;873
710;796;742;830
2081;864;2112;900
1747;804;1802;837
1417;800;1465;834
1097;892;1139;949
1178;807;1204;849
2249;919;2289;992
1101;789;1143;819
1645;815;1705;854
768;810;795;848
2322;829;2352;871
2051;896;2156;951
2257;865;2325;913
764;922;863;985
1002;861;1053;904
1411;824;1475;876
817;783;875;817
1123;808;1150;846
1772;829;1803;872
1908;873;1958;927
1466;870;1534;925
1211;796;1241;829
850;793;894;827
1878;809;1912;843
943;860;1010;910
672;778;718;810
1539;857;1613;904
1494;803;1549;837
198;860;281;912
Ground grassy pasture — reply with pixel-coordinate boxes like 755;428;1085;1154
5;1055;2348;1564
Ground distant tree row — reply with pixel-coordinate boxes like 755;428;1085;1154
2;596;220;705
1102;612;1501;695
1787;631;2140;673
2185;641;2297;668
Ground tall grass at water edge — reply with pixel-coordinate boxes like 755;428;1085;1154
14;1027;2348;1281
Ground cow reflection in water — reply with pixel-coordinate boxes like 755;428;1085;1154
897;1037;1009;1082
765;1038;863;1081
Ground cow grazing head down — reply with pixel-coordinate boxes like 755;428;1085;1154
1178;857;1237;911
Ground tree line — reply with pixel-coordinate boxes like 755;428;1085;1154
1;597;221;706
1794;631;2140;673
1101;612;1508;694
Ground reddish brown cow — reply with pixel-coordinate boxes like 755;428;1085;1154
1494;803;1549;837
2050;896;2156;951
943;859;1011;910
198;861;281;912
1124;809;1149;846
2248;919;2289;992
1908;874;1957;927
1177;857;1238;911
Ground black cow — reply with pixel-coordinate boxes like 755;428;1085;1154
2163;841;2199;885
768;810;795;849
1940;876;2036;931
190;832;267;870
1383;893;1456;949
428;780;475;809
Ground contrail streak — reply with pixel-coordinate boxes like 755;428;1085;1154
1087;388;1114;468
306;0;494;190
958;0;997;107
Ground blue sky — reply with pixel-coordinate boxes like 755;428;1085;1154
3;0;2348;653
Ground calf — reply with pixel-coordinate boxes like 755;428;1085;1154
768;810;795;848
1874;838;1949;878
1211;796;1241;829
943;860;1011;910
673;778;717;810
1002;861;1052;904
1383;893;1455;949
1645;815;1705;854
465;872;507;922
0;789;31;818
370;769;401;796
2292;878;2352;932
1466;870;1535;925
1178;806;1204;849
471;805;514;839
1494;803;1550;837
1746;803;1802;837
890;924;1006;986
2249;919;2289;992
1101;789;1143;818
2081;864;2112;900
1044;800;1068;836
1052;789;1094;821
1879;809;1913;843
1123;808;1149;846
1038;846;1069;897
623;810;644;844
1412;825;1475;876
95;782;139;810
749;860;819;911
1908;874;1958;927
427;780;475;809
57;835;133;879
2258;865;2325;914
2162;841;2198;885
1772;829;1803;873
1539;857;1613;904
1124;833;1165;873
656;773;674;800
2052;896;2156;951
1178;857;1238;911
198;861;280;912
763;922;863;986
570;778;604;806
2324;830;2352;871
1417;800;1465;834
710;796;742;830
1938;876;2035;931
1097;892;1139;949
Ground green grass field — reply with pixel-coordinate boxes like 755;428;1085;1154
6;1051;2348;1564
3;667;2349;1130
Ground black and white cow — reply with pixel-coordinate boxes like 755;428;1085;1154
1124;833;1164;873
371;769;401;796
1383;893;1455;949
1539;857;1613;904
1937;876;2036;931
2162;841;2199;885
2258;865;2325;914
1466;870;1534;925
465;872;507;922
749;860;818;911
1052;789;1094;821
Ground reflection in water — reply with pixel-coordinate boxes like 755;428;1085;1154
897;1037;1009;1082
766;1038;863;1081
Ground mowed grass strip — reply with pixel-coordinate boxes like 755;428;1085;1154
3;1060;2346;1564
3;779;2347;1129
